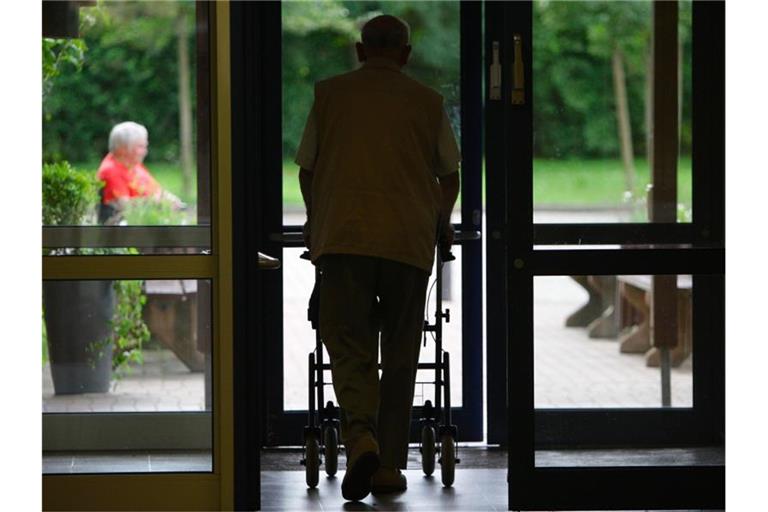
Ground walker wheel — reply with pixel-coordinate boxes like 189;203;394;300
421;425;436;476
439;433;456;487
304;432;320;488
323;425;339;477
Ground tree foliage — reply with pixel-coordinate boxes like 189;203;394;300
282;1;460;157
43;1;692;166
43;38;86;103
43;1;195;165
110;279;150;378
533;0;692;158
42;161;98;226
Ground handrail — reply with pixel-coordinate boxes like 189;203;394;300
270;229;482;246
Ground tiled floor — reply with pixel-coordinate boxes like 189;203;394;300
260;445;723;511
43;450;212;474
42;349;206;413
261;468;507;511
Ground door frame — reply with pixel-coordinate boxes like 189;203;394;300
484;1;725;508
43;2;235;510
251;1;486;447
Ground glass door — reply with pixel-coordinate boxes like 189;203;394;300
42;2;235;509
485;1;724;508
255;1;485;446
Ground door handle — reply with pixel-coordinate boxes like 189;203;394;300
511;33;525;105
453;230;482;242
258;252;281;270
489;41;502;100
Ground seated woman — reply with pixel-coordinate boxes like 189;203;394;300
97;121;184;224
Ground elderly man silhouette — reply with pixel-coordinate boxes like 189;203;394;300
296;14;460;501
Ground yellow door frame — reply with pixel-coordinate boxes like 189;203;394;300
42;2;234;510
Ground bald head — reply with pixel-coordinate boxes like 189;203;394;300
356;15;412;67
361;15;410;49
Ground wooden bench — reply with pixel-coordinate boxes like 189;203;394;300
617;275;692;367
143;279;205;372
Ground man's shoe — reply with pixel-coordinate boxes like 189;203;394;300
341;434;380;501
371;467;407;494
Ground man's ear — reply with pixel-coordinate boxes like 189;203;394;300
355;42;367;63
399;45;412;66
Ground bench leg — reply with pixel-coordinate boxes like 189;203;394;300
565;275;605;327
620;322;651;353
645;344;688;367
618;282;651;353
586;276;618;339
646;290;693;368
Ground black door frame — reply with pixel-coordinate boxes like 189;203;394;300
231;1;281;510
484;1;724;508
245;1;486;447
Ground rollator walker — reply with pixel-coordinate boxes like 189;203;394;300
299;240;460;489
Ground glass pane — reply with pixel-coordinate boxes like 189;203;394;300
416;244;463;408
280;1;464;412
281;0;461;224
283;240;464;410
43;279;212;474
42;2;212;242
43;279;212;411
532;0;692;223
283;247;327;411
535;274;693;408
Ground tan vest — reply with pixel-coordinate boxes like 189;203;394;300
310;62;444;272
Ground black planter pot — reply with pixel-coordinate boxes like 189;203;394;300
43;280;115;394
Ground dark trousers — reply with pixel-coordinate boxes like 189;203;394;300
318;254;429;469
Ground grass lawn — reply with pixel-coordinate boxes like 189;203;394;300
77;156;692;213
534;157;692;207
283;157;692;211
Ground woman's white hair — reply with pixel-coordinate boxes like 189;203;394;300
108;121;148;152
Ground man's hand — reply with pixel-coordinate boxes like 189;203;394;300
438;219;454;253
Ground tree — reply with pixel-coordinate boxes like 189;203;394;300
43;1;196;170
43;38;86;105
177;8;194;200
612;45;636;194
281;1;461;157
585;1;651;194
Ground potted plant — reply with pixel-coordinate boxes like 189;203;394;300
42;161;150;394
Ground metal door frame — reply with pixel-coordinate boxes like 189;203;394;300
251;1;486;446
43;3;235;510
484;1;725;508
